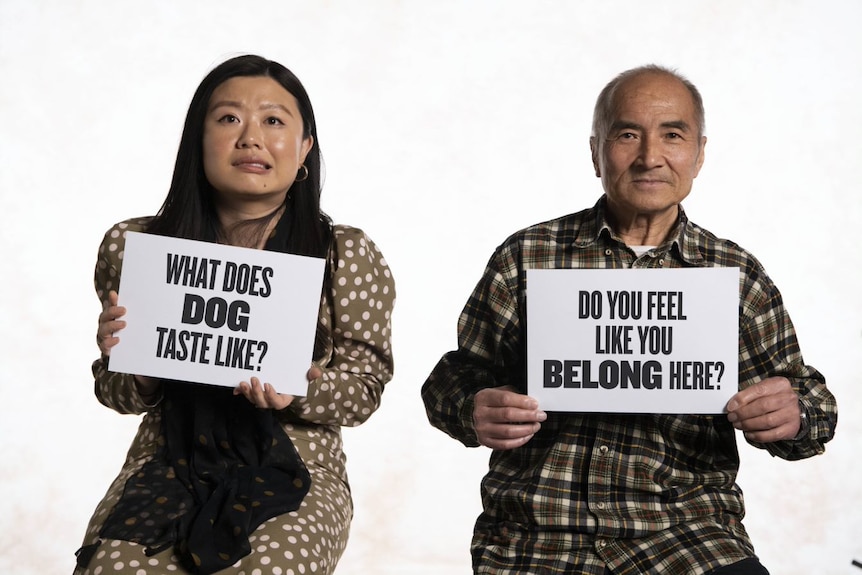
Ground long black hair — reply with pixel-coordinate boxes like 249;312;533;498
147;54;331;258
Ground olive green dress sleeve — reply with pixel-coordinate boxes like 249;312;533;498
283;225;395;427
90;217;162;415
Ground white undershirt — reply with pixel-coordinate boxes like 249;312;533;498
631;245;656;258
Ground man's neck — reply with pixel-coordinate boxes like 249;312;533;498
607;205;679;246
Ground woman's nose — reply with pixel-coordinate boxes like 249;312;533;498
237;123;262;149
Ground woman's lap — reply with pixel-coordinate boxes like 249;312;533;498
76;466;351;575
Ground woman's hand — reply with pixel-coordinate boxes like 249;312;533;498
235;366;322;410
97;290;162;402
96;290;126;356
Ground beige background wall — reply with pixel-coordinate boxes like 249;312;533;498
1;1;859;573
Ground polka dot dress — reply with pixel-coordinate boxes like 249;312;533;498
75;219;395;574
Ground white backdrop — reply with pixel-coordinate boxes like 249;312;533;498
1;1;860;574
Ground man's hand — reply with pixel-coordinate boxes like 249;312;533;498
726;376;801;442
473;386;546;450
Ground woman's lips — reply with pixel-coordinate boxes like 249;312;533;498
233;158;271;173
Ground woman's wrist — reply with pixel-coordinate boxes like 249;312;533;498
134;375;161;403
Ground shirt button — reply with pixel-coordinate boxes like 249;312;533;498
604;249;612;256
598;445;609;454
658;259;665;267
596;501;606;510
597;539;607;549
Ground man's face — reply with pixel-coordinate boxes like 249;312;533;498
591;73;706;225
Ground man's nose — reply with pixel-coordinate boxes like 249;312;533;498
636;135;663;168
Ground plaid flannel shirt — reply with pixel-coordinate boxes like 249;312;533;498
421;196;837;575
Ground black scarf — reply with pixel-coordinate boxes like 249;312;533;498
77;383;311;574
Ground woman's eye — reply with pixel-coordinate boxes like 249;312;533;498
265;116;285;125
218;114;239;123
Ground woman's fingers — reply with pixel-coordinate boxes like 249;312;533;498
235;377;294;410
97;291;126;355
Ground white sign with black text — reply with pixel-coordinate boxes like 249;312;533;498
109;231;325;395
527;267;738;413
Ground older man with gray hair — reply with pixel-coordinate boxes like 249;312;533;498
421;65;837;575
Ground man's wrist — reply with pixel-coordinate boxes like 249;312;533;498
793;399;810;441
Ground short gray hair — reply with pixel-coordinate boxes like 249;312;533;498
591;64;705;141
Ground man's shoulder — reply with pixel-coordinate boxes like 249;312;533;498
498;207;594;251
683;218;769;274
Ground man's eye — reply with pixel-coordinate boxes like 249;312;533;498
666;132;682;139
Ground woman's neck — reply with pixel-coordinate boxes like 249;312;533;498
217;204;285;249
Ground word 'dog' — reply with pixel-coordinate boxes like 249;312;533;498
182;294;250;332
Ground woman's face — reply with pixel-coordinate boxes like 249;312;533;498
202;76;313;210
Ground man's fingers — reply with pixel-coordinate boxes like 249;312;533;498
477;421;539;450
726;377;801;442
476;404;545;425
479;422;540;440
482;434;536;451
474;386;546;450
727;393;797;427
741;420;798;443
727;376;791;410
478;387;538;410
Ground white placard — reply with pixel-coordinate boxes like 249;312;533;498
527;268;738;413
108;232;326;395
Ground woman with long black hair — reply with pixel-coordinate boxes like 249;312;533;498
75;54;395;575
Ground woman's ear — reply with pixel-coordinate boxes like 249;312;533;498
299;135;314;166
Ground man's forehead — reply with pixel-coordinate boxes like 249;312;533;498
610;74;697;122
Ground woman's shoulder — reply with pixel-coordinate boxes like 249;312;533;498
328;224;395;295
102;216;155;237
331;223;387;255
331;223;366;239
97;216;155;264
99;216;155;246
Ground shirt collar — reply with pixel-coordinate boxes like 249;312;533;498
573;195;704;265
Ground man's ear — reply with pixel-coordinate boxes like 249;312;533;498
590;136;601;177
694;135;707;177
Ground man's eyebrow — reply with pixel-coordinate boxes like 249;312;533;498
608;120;692;132
608;120;643;133
660;120;692;132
